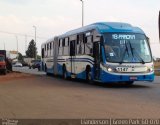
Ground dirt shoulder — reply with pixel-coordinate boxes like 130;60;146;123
0;72;33;82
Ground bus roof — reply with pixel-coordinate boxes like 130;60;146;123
59;22;145;38
43;22;145;44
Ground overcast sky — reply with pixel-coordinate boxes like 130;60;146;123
0;0;159;57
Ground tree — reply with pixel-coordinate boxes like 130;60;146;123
18;52;24;62
26;39;37;58
37;55;41;60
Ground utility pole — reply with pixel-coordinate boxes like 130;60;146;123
158;11;160;42
15;35;18;53
4;42;5;50
25;35;27;52
15;35;19;60
33;26;37;59
80;0;84;27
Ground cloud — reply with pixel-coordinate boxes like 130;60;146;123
0;14;81;54
0;0;46;5
0;0;160;56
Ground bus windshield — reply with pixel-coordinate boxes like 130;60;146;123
104;33;152;63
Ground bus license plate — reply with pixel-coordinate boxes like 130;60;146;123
130;76;137;80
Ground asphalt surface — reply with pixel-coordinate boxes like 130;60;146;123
0;67;159;118
13;66;45;75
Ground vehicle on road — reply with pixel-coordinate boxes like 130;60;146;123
42;22;154;85
29;60;41;71
0;54;6;75
0;50;12;75
13;62;23;67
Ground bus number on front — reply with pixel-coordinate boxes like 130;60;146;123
116;67;129;72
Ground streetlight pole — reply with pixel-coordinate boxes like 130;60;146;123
80;0;84;27
158;11;160;42
33;26;37;59
15;35;19;60
4;42;5;50
15;35;18;53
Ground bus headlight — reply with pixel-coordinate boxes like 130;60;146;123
147;66;154;72
107;67;113;72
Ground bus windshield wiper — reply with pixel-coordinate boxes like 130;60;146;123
128;41;145;64
119;41;129;64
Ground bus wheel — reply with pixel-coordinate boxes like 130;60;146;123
62;66;67;79
86;70;93;83
125;81;134;86
45;65;49;75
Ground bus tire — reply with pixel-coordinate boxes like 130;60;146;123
86;67;93;83
45;64;49;75
45;64;47;72
125;81;134;86
62;66;67;79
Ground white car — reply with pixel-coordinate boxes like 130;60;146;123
13;62;23;67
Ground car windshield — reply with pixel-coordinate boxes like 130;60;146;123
0;56;4;61
104;33;152;63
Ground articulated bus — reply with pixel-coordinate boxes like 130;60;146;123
41;22;154;85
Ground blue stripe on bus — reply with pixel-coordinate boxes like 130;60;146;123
57;58;94;65
69;60;94;65
68;58;94;63
57;59;65;61
58;61;65;62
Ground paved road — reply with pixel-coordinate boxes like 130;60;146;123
13;66;46;75
0;68;160;118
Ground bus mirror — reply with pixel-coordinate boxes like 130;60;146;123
146;37;150;44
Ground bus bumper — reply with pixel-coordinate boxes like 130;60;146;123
100;71;154;83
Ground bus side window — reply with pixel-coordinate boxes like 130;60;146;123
64;38;69;55
77;35;80;54
59;39;63;55
51;42;54;57
78;34;84;55
50;42;52;50
49;42;51;57
47;43;49;57
62;39;65;55
70;40;76;56
42;48;44;58
85;35;93;55
44;44;46;57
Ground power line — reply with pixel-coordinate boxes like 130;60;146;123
0;30;47;39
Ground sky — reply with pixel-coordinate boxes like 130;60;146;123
0;0;159;57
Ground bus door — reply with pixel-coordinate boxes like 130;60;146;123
70;40;76;76
93;42;101;80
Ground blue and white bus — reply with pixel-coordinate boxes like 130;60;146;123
41;22;154;85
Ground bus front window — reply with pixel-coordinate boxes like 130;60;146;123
104;33;152;63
